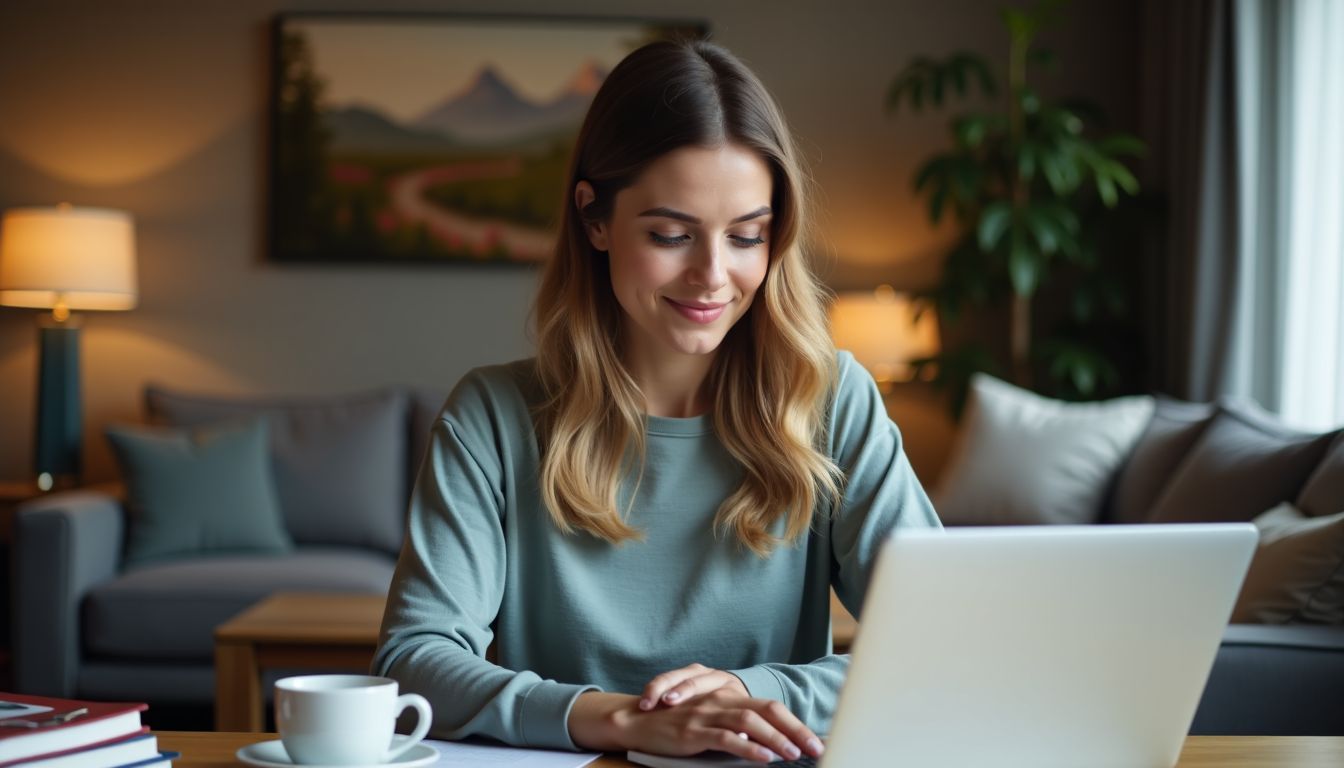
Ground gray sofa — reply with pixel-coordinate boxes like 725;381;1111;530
12;383;1344;735
1123;398;1344;736
12;385;447;705
933;382;1344;736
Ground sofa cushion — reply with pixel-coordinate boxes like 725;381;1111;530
1107;396;1215;524
83;547;396;660
933;373;1155;525
145;385;409;554
106;419;293;569
1298;433;1344;518
410;388;449;491
1148;399;1337;524
1231;503;1344;624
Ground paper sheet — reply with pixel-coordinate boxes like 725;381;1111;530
426;739;601;767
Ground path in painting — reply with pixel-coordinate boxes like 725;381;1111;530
386;158;553;260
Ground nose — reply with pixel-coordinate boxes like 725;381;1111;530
686;239;728;291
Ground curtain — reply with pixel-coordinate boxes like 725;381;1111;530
1139;0;1240;401
1144;0;1344;429
1268;0;1344;429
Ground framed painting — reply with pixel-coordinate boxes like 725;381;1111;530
268;13;707;265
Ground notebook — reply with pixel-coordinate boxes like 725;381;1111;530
630;523;1257;768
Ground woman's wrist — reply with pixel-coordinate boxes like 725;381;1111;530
568;691;637;751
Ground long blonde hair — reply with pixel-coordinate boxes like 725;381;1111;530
532;40;839;556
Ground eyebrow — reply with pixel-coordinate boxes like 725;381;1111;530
636;206;772;225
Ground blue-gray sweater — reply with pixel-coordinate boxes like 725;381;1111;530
372;352;939;750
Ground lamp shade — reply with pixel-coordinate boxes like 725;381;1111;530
0;204;138;311
830;287;940;384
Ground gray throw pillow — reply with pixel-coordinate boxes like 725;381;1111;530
1107;396;1215;524
933;374;1155;525
1147;399;1337;524
145;386;408;554
1231;503;1344;624
1297;434;1344;519
107;419;293;570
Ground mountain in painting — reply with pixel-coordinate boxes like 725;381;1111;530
412;61;607;146
537;59;609;127
325;104;459;153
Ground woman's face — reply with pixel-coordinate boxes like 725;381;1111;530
578;143;773;364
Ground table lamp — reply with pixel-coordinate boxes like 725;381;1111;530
829;284;940;389
0;204;138;490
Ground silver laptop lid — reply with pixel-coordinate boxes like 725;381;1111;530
824;524;1257;768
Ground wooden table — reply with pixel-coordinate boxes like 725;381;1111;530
158;731;1344;767
213;591;860;733
213;593;387;732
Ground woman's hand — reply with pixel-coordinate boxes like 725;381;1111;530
638;663;749;710
568;689;824;764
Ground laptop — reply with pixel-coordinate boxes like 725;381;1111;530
630;523;1257;768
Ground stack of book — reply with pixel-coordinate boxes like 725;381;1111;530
0;693;177;768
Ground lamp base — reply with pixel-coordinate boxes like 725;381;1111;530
35;319;82;486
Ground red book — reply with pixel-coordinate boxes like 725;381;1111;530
0;693;146;765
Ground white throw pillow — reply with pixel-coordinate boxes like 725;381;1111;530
934;374;1155;525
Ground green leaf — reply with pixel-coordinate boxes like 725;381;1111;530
949;55;969;96
930;65;946;106
1018;86;1041;115
1095;172;1118;207
1017;141;1038;181
951;157;983;203
1071;362;1097;396
1039;150;1070;195
977;202;1013;252
930;184;949;224
913;155;948;193
1047;202;1080;233
1109;161;1140;194
1064;112;1083;135
886;57;938;113
1024;205;1061;254
910;77;925;110
954;116;990;148
1098;134;1146;157
1008;226;1041;296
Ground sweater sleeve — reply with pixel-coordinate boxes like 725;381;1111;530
728;352;941;732
371;374;598;750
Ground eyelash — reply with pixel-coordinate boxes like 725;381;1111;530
649;233;766;248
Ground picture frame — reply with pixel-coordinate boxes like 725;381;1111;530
268;12;707;265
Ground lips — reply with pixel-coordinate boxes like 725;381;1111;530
665;297;727;324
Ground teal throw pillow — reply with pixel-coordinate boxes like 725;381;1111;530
106;418;293;569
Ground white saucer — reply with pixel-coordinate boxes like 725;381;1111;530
236;739;438;768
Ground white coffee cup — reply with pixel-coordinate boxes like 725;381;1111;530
275;675;432;766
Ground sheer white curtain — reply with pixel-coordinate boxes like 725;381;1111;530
1228;0;1344;430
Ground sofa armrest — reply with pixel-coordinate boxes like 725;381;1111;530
14;490;125;696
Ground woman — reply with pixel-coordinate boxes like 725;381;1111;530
373;39;939;763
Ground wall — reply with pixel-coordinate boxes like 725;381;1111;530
0;0;1138;486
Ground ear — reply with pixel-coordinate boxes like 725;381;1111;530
574;181;609;251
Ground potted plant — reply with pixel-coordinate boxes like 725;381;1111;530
887;0;1146;414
